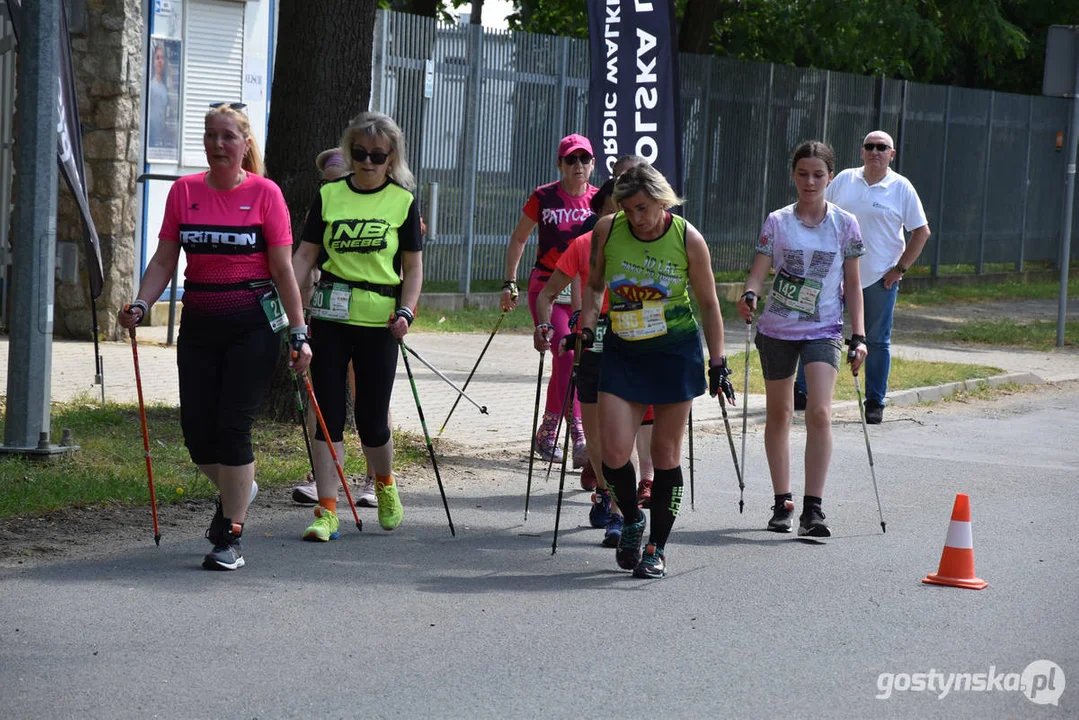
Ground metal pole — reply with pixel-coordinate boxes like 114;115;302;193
876;75;885;131
0;19;14;331
2;0;61;455
758;64;775;226
1057;60;1079;348
427;181;439;241
555;36;569;138
897;80;909;174
460;24;483;295
821;70;830;141
1018;95;1034;272
694;63;712;229
976;92;995;275
934;86;952;277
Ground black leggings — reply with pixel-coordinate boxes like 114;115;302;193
309;319;398;447
177;308;281;466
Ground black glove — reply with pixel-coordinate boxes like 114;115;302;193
740;290;757;311
568;310;580;331
502;280;519;301
394;306;415;326
125;299;149;325
561;327;595;352
846;333;866;361
289;331;309;355
708;358;736;404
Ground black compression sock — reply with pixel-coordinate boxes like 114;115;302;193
602;460;640;524
648;466;684;548
803;495;822;511
775;492;793;506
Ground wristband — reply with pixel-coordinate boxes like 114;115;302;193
289;325;308;336
394;306;415;326
535;322;553;334
503;280;519;300
846;334;867;358
127;299;149;324
289;333;309;353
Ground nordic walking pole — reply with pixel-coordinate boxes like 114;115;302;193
717;391;744;512
543;358;578;486
850;353;886;533
402;342;488;415
127;323;161;546
300;371;362;532
400;343;455;536
739;318;752;514
524;351;545;522
439;310;506;435
293;374;317;483
551;336;583;554
687;410;695;510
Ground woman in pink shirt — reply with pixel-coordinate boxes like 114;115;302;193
501;134;598;465
119;103;310;571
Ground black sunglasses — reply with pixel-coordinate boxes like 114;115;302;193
351;147;391;165
863;142;891;152
209;102;247;111
562;153;593;166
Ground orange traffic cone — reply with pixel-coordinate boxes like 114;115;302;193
923;493;988;590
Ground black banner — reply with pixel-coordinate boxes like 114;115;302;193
586;0;683;195
4;0;104;299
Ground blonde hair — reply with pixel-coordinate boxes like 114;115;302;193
340;112;416;192
205;105;265;176
612;162;683;210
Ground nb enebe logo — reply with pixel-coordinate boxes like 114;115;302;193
329;219;390;253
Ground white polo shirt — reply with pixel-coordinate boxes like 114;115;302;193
826;167;928;288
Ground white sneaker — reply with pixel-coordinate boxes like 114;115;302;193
249;480;259;504
357;475;377;507
291;479;318;504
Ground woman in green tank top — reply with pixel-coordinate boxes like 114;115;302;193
579;162;737;579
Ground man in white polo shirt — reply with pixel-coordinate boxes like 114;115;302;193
823;130;931;423
795;131;931;421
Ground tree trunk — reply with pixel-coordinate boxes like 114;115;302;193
260;0;376;422
470;0;484;25
679;0;728;55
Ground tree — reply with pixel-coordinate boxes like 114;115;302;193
260;0;377;421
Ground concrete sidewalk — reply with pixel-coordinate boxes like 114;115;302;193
3;325;1077;450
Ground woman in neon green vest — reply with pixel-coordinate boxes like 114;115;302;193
292;112;423;540
579;162;737;579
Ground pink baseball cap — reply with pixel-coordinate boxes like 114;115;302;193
558;133;593;158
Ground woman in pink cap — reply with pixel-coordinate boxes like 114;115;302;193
501;134;599;464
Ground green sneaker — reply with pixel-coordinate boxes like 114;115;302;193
376;478;404;530
303;506;340;542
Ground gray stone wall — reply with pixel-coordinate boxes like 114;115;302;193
54;0;142;340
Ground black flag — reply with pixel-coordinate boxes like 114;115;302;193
586;0;683;194
4;0;104;299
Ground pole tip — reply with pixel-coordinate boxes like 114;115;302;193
154;534;161;546
480;406;488;414
881;521;887;533
739;501;744;514
357;520;363;532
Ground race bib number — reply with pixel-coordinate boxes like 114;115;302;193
553;284;573;305
308;282;351;320
590;320;607;353
769;268;821;315
259;288;288;332
610;301;667;341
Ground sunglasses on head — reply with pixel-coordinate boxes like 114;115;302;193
863;142;891;152
562;153;593;166
209;102;247;111
351;147;390;165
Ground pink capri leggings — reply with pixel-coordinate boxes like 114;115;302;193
527;267;581;419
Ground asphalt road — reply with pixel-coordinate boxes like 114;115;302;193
1;384;1076;719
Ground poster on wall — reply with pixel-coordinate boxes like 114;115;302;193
153;0;183;40
146;37;181;163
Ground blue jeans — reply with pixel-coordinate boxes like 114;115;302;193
794;278;898;405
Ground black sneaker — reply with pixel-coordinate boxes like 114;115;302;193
865;400;883;425
798;505;831;538
203;524;245;570
616;513;647;570
767;499;794;533
205;499;229;546
633;543;667;578
794;389;808;411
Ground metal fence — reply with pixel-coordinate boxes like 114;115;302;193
371;10;1079;291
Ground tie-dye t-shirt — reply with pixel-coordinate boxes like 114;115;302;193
754;202;865;341
522;180;598;280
